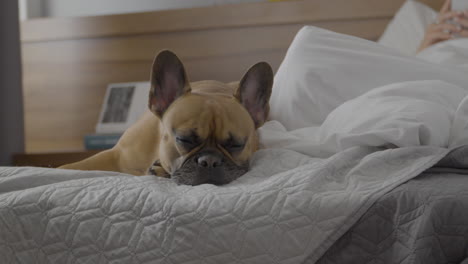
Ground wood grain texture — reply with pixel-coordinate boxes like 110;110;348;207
20;0;442;153
21;0;405;42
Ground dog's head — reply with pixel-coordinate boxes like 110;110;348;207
149;50;273;185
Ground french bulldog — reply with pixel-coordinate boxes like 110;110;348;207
60;50;273;185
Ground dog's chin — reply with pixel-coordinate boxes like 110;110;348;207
170;158;248;186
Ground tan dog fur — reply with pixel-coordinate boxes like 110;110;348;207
60;51;272;185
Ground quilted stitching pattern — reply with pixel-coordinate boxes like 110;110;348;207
0;146;451;264
317;172;468;264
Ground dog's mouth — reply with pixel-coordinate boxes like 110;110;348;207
170;155;249;186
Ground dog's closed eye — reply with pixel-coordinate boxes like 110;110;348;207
221;134;246;153
175;135;200;151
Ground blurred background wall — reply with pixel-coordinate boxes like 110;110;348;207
19;0;268;19
0;1;24;165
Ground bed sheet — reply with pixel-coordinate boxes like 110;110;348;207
317;147;468;264
0;144;456;263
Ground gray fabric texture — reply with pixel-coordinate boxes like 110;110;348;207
317;146;468;264
1;146;467;263
0;145;450;264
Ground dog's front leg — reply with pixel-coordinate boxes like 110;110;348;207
59;148;124;173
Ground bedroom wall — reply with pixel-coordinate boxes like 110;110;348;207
19;0;401;153
0;1;24;165
21;0;268;19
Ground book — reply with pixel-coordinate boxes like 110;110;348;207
84;133;122;150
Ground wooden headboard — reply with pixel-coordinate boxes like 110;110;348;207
20;0;444;153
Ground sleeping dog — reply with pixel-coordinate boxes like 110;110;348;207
60;50;273;185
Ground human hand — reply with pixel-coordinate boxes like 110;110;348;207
417;0;468;52
452;11;468;34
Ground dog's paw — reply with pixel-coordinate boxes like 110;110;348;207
149;160;170;178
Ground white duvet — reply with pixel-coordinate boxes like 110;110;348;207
2;27;468;264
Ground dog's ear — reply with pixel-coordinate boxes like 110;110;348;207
235;62;273;128
149;50;191;118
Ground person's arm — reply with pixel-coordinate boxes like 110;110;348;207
417;0;468;52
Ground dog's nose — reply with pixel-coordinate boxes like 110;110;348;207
197;155;222;168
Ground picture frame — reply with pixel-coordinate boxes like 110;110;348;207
95;82;150;134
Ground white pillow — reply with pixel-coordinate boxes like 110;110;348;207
378;0;437;55
269;26;468;131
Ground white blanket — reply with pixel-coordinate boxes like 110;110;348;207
418;38;468;70
1;29;468;264
262;80;468;158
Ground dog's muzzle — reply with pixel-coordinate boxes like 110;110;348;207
171;150;248;186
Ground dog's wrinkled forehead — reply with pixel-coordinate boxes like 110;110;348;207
162;92;255;143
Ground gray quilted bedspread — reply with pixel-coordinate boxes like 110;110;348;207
1;146;467;263
317;147;468;264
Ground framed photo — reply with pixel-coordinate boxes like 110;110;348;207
96;82;150;134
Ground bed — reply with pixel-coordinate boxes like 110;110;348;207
5;0;468;263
